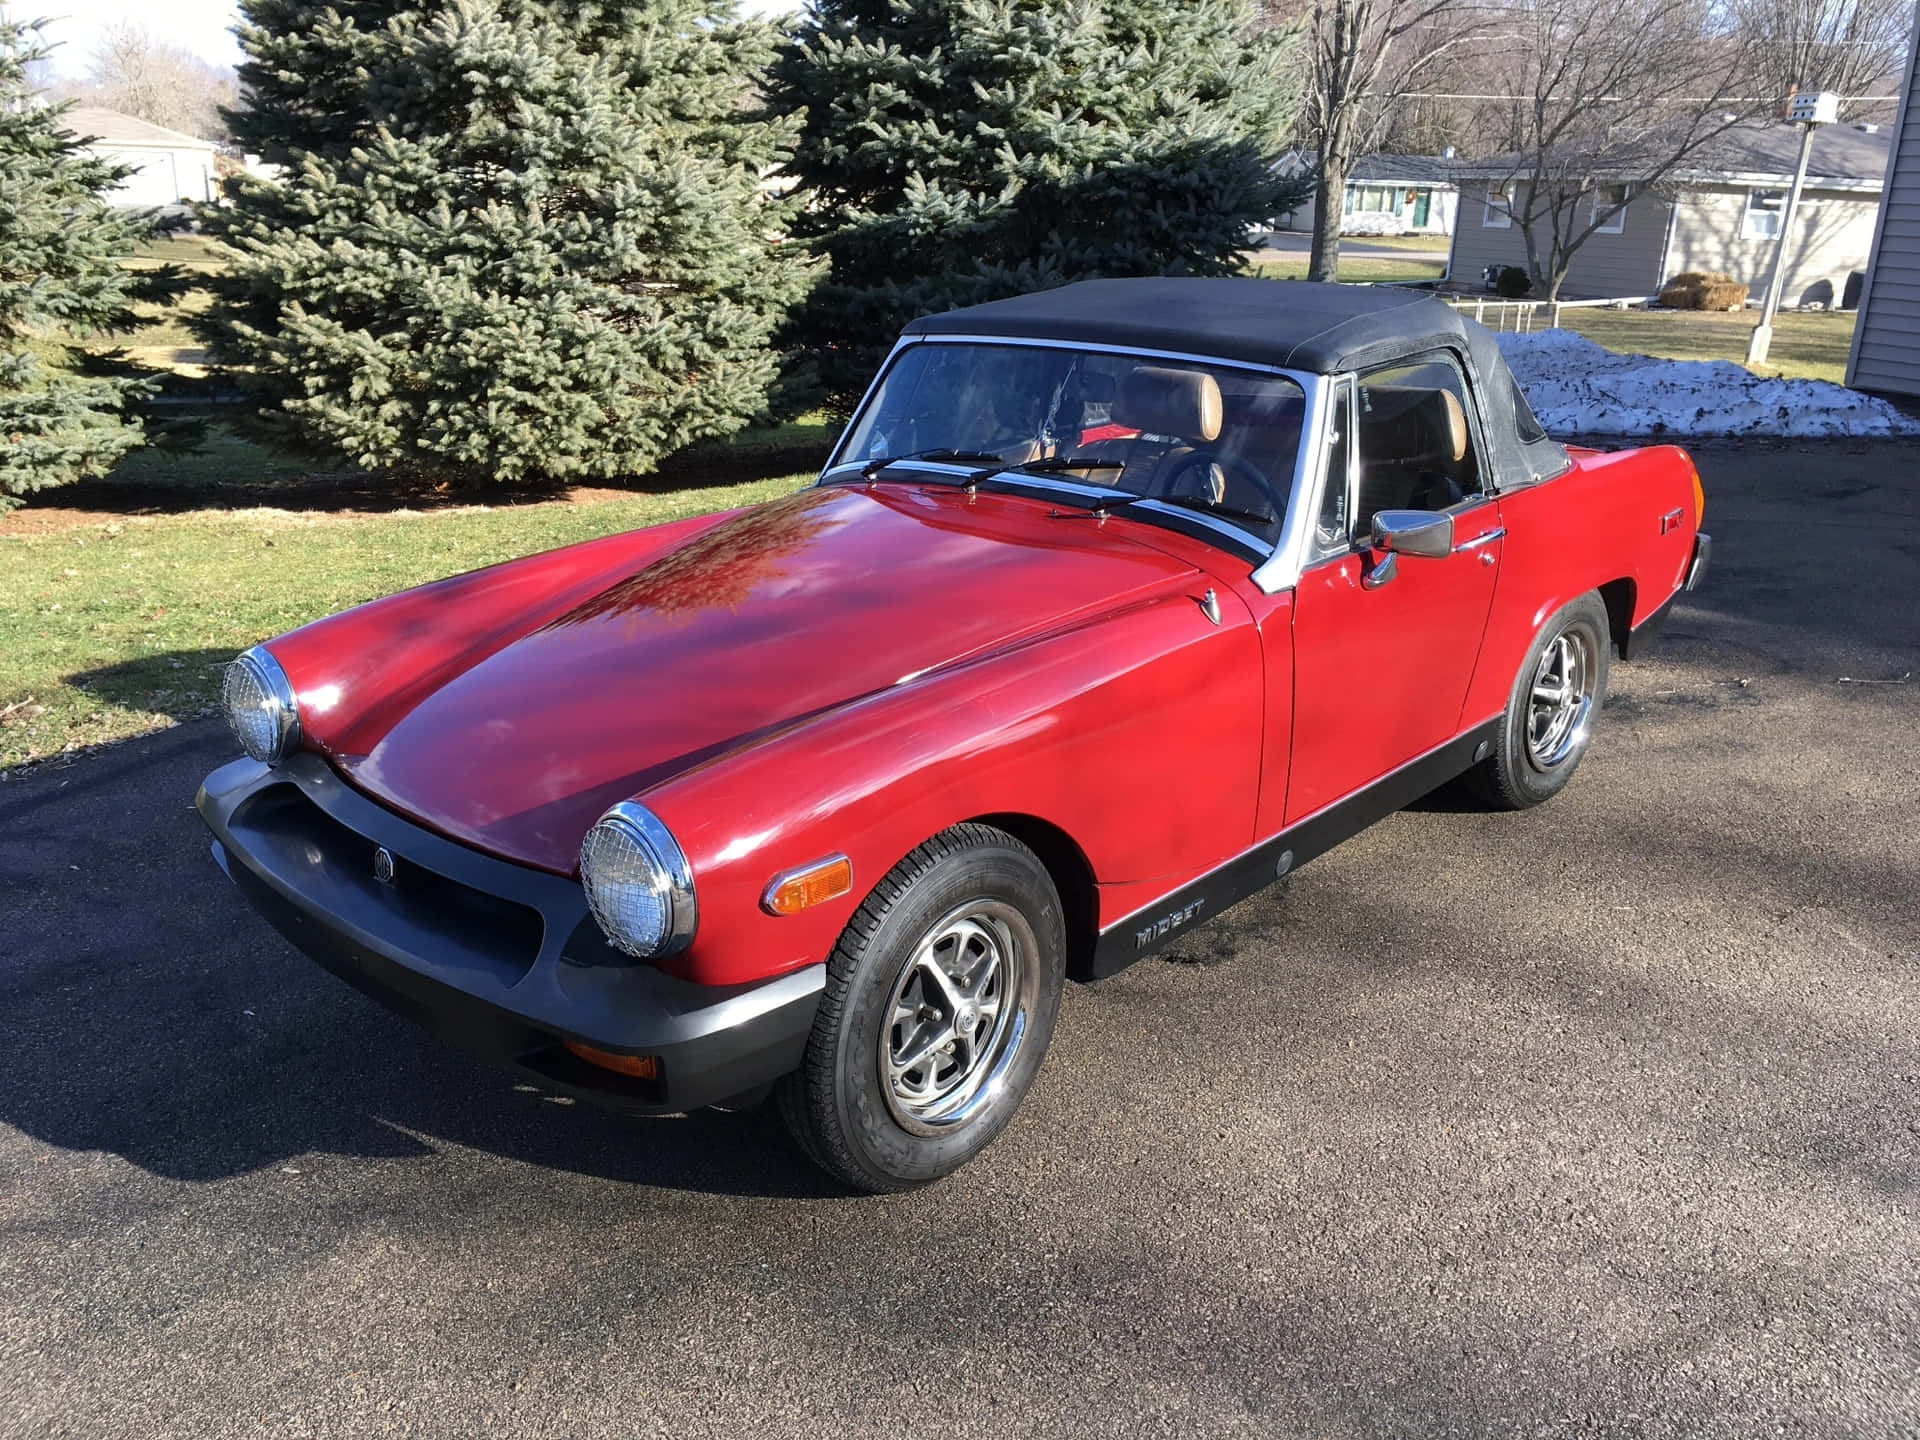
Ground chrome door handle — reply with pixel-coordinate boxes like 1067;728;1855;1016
1454;527;1506;554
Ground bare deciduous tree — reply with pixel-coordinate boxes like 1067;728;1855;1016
1730;0;1913;120
1287;0;1498;280
78;21;236;143
1479;0;1767;298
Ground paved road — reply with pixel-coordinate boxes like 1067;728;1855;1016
4;444;1918;1438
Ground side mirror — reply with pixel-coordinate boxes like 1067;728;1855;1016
1371;509;1454;558
1361;510;1454;590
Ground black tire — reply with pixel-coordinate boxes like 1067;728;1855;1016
1470;592;1612;810
776;824;1067;1193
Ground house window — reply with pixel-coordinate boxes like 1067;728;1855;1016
1744;189;1784;240
1592;183;1629;234
1348;185;1395;214
1483;182;1514;228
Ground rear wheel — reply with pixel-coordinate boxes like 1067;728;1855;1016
777;824;1066;1193
1471;592;1611;810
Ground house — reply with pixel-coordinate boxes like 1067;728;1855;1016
1447;124;1893;304
1848;22;1920;398
63;106;219;211
1267;152;1459;237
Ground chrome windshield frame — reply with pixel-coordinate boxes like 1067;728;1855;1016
820;334;1332;594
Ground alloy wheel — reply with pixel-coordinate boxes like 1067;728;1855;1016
1527;629;1595;769
879;900;1032;1136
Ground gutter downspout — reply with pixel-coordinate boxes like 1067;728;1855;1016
1443;187;1461;285
1654;192;1682;292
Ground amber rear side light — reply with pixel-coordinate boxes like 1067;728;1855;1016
563;1041;659;1080
763;855;854;916
1692;465;1707;527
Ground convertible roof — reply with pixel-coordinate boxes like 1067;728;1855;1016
902;277;1476;377
902;278;1574;489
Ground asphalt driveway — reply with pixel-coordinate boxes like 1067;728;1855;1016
3;442;1918;1438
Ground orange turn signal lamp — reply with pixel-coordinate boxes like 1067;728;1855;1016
563;1041;659;1080
1691;464;1707;527
762;854;854;916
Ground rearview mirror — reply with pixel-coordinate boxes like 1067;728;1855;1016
1370;509;1454;559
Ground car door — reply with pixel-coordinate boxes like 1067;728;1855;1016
1285;356;1505;824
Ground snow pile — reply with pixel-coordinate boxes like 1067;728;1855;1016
1496;327;1920;438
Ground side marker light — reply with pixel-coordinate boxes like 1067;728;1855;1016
763;855;854;916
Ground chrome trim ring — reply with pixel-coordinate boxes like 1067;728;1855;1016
222;646;301;765
878;899;1036;1137
579;801;699;960
1527;629;1595;769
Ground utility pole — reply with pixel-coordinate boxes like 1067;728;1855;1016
1747;90;1838;367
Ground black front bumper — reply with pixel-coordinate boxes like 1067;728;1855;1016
197;755;822;1113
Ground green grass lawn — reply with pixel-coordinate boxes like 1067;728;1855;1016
1334;233;1452;253
130;234;229;270
1247;255;1446;284
1554;306;1858;384
87;415;834;504
0;473;815;771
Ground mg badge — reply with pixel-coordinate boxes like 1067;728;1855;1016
372;846;397;886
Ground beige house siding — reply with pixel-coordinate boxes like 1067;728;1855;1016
1849;23;1920;397
1447;182;1671;297
1667;184;1878;307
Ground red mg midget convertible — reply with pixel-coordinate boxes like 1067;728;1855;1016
200;280;1709;1191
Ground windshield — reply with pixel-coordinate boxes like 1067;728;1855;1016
830;342;1307;545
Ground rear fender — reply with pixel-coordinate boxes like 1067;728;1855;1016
1468;444;1697;717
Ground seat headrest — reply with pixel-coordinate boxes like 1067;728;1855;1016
1114;366;1223;443
1359;386;1468;466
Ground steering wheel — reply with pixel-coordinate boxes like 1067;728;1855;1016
1154;449;1286;523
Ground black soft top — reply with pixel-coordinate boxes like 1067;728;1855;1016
906;276;1466;375
902;278;1573;487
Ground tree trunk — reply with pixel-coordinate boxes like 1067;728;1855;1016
1308;153;1348;283
1519;221;1557;300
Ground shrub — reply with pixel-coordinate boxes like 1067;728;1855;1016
1496;266;1533;299
200;0;815;487
0;21;162;508
1660;272;1750;311
768;0;1310;412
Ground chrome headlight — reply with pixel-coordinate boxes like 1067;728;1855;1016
579;802;697;959
222;646;301;765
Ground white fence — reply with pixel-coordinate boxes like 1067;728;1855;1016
1443;296;1655;332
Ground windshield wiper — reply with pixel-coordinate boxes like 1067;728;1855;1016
1108;493;1277;529
860;449;1005;481
1003;455;1127;477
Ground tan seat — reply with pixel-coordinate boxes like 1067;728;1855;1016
1113;366;1224;443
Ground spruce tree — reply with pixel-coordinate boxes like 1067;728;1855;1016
768;0;1310;408
0;21;157;507
202;1;814;486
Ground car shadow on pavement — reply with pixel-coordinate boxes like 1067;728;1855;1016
64;645;236;727
0;722;846;1199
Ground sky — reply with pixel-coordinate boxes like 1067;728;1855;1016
34;0;794;79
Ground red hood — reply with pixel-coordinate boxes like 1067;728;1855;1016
335;484;1200;871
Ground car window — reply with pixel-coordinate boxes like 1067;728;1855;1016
1510;376;1549;444
1348;355;1483;539
832;342;1307;549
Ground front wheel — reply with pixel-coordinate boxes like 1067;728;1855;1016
1470;592;1611;810
777;824;1066;1193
